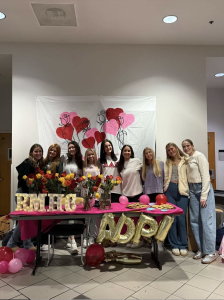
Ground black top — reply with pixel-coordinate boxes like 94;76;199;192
16;158;36;193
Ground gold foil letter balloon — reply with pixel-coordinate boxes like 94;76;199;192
155;215;174;243
132;213;158;245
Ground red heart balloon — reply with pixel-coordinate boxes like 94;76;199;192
106;108;124;125
56;124;73;140
72;116;89;134
94;131;106;145
82;137;95;149
156;194;167;205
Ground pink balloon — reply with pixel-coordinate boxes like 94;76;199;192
139;195;150;205
26;250;36;264
8;258;23;273
0;261;9;274
14;248;29;263
119;196;129;205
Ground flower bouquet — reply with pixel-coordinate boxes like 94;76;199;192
99;175;122;210
22;167;45;195
79;174;102;210
58;172;80;195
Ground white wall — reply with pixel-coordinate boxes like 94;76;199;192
207;88;224;190
0;43;224;205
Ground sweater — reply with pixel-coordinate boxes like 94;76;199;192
16;158;36;193
143;161;164;195
120;158;143;197
164;157;189;196
187;151;210;200
98;156;121;194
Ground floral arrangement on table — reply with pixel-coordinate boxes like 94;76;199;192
99;175;122;210
57;172;80;195
79;174;103;210
22;167;45;195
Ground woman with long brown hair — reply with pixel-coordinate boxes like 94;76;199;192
164;142;189;257
43;144;62;174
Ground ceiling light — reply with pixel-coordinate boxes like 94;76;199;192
215;73;224;77
163;15;177;24
0;12;6;20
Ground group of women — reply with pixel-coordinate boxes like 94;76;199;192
8;138;217;264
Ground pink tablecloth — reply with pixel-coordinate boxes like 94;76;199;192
8;203;183;240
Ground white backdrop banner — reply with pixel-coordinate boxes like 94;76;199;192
36;96;156;160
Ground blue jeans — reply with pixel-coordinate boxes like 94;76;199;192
189;182;216;255
7;188;34;249
165;183;189;249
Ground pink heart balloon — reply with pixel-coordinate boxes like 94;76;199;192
103;119;119;136
119;113;135;129
86;127;98;138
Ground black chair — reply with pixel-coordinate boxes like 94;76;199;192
45;219;87;267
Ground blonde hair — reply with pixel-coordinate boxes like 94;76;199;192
165;142;187;166
142;147;162;181
83;148;98;170
44;144;61;173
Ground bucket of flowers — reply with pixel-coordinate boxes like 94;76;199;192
79;174;102;211
99;176;122;210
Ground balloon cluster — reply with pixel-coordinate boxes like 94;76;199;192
0;247;36;274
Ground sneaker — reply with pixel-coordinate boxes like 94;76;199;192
172;248;180;256
131;240;144;249
152;241;164;252
66;237;71;248
71;240;78;254
180;249;188;256
193;250;203;259
89;237;95;246
201;253;217;264
11;246;20;253
83;238;88;248
41;244;51;251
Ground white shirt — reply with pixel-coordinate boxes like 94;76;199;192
120;158;143;197
60;154;82;176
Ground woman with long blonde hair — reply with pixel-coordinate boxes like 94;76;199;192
164;142;189;257
142;147;164;203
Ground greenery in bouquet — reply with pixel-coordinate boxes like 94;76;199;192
79;174;103;210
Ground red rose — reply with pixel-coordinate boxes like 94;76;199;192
35;166;40;172
77;178;81;183
110;175;113;180
106;175;110;180
28;174;35;179
60;172;66;177
39;170;44;175
93;186;98;192
51;173;56;179
116;176;122;181
42;178;47;183
64;180;71;186
28;181;32;185
42;188;49;193
92;176;96;180
96;178;101;187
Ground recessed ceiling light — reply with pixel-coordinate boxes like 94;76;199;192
215;73;224;77
163;15;177;24
0;12;6;20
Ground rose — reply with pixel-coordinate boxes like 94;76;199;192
36;174;42;179
42;188;49;193
59;177;65;183
22;175;27;180
116;176;122;181
106;175;110;180
62;182;66;187
110;175;113;180
93;186;98;192
95;193;100;199
46;170;51;175
93;176;96;180
98;174;103;179
82;176;86;180
70;173;75;179
60;172;66;177
55;173;59;177
28;174;35;179
42;178;47;184
28;181;32;185
35;166;40;172
65;175;71;180
64;180;71;187
87;173;92;178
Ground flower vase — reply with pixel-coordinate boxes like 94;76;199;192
99;191;111;210
83;195;95;211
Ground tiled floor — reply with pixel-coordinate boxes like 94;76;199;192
0;239;224;300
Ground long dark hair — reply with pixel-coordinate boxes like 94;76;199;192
100;139;118;164
117;145;134;173
28;143;44;168
67;141;83;170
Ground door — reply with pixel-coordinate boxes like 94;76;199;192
207;132;216;190
0;133;12;215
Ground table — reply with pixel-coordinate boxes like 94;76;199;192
8;203;183;275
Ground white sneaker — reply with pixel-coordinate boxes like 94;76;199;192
180;249;188;256
41;244;51;251
66;237;71;248
131;240;144;249
71;240;78;254
152;241;164;252
89;237;95;245
172;248;180;256
83;238;88;248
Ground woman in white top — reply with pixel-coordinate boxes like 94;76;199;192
82;148;101;248
60;141;83;254
164;143;189;257
99;139;121;202
117;144;143;249
117;145;143;201
182;139;216;264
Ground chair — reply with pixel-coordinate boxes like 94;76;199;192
45;219;87;267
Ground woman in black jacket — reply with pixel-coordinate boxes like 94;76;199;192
7;144;44;252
